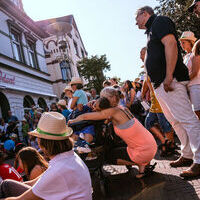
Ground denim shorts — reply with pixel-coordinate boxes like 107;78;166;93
188;84;200;111
145;112;171;133
74;125;95;136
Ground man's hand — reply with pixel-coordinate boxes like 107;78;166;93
163;76;174;92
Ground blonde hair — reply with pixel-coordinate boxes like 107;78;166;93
192;39;200;56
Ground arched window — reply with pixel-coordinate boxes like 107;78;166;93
38;97;47;110
23;95;35;108
0;92;10;120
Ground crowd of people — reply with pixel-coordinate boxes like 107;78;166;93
0;1;199;199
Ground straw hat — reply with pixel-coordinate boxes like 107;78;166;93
70;77;83;85
179;31;197;43
63;85;73;92
57;99;66;106
28;112;73;140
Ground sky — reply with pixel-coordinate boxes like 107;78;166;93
22;0;158;81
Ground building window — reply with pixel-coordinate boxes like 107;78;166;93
73;40;79;57
81;48;85;58
27;41;38;69
10;30;23;62
60;61;72;82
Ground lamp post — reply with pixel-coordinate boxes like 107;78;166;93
46;21;73;63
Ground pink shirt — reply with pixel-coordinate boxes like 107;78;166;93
114;118;157;165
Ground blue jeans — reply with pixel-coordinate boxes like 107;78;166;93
145;112;171;133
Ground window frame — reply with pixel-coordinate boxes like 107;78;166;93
25;33;39;70
60;60;72;82
27;40;39;69
73;40;79;57
7;20;25;63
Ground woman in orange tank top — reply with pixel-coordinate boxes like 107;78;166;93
68;87;157;178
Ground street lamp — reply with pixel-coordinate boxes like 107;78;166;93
46;21;73;63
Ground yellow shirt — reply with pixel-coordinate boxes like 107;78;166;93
146;77;162;113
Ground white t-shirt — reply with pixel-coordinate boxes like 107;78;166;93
67;98;73;112
32;150;92;200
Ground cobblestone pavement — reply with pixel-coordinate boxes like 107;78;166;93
92;148;200;200
5;145;200;200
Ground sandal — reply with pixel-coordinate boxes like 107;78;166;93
136;163;157;179
136;172;145;179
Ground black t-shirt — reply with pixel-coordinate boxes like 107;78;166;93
144;15;189;88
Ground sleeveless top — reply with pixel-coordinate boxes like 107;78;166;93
184;53;200;86
113;108;157;165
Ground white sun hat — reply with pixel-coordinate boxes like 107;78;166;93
28;112;73;140
57;99;67;107
63;85;73;92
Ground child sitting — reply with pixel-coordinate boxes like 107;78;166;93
0;151;22;182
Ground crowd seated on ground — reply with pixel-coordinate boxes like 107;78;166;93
0;20;200;196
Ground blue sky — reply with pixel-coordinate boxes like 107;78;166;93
23;0;158;81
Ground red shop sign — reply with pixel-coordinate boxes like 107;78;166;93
0;70;15;85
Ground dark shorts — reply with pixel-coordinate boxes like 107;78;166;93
145;112;171;133
107;147;133;165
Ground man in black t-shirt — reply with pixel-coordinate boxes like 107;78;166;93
135;6;200;178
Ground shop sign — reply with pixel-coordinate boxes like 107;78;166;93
0;70;15;85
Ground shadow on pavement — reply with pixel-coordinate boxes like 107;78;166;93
92;169;199;200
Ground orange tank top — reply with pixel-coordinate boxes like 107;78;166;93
114;108;157;165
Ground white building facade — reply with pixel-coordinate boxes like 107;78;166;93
36;15;88;98
0;0;56;121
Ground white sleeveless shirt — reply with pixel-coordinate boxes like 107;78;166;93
184;53;200;87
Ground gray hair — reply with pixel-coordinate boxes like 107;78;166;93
100;87;120;102
136;6;154;16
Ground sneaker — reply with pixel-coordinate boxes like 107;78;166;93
76;140;91;154
77;145;91;154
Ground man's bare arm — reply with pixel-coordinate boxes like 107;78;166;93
161;34;178;92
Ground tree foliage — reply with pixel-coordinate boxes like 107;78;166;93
155;0;200;38
77;55;111;94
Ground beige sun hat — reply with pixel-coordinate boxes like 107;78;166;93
63;85;73;92
57;99;66;106
28;112;73;140
70;77;83;85
179;31;197;43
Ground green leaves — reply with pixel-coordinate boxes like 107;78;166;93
77;54;111;94
155;0;200;38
